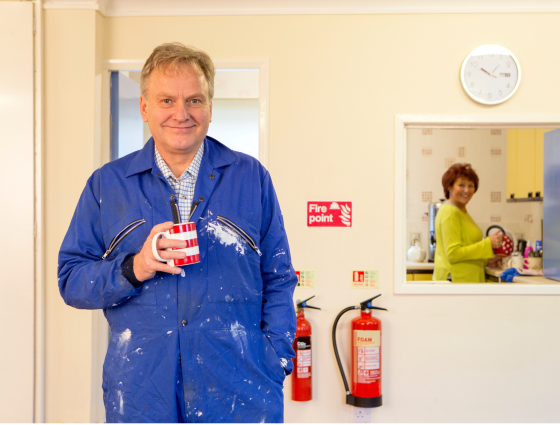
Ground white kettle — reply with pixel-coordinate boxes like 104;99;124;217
407;240;427;263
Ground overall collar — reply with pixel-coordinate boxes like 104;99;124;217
126;136;238;178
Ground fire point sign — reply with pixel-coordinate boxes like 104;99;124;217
307;201;352;227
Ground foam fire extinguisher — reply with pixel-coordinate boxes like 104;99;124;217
291;296;321;401
332;294;387;408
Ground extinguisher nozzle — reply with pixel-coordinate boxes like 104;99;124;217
360;294;388;311
297;296;321;311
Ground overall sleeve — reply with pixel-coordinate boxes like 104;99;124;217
259;171;298;375
57;174;142;310
440;212;493;264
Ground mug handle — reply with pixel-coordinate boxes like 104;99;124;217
152;231;168;262
507;258;512;268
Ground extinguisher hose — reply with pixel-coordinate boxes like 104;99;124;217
332;305;360;394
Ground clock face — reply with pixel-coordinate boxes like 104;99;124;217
461;45;521;105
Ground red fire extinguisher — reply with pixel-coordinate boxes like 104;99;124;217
291;296;320;401
332;295;387;407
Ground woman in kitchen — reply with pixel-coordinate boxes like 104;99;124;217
433;163;503;283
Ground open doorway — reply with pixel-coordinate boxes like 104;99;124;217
109;69;261;161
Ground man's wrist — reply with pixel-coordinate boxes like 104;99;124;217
121;254;143;288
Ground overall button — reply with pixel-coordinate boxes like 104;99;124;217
182;320;187;326
198;197;204;202
170;195;175;200
209;174;215;179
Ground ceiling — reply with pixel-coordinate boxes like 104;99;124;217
42;0;560;17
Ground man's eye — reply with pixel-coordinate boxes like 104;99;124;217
190;99;201;104
162;99;172;104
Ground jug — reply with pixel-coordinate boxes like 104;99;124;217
407;240;427;263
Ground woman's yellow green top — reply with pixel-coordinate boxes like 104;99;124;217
433;203;493;283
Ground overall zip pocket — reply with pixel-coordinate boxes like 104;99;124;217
102;219;146;259
217;215;262;256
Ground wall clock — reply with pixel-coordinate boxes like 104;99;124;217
460;45;521;105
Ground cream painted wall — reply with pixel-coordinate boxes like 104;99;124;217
44;12;560;423
44;9;104;422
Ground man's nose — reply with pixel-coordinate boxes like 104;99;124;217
172;101;189;120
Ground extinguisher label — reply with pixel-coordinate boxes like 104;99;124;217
353;331;381;384
296;335;312;378
296;336;311;378
353;330;380;347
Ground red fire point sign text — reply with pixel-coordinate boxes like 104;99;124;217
307;201;352;227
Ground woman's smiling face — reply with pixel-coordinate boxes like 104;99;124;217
448;176;476;210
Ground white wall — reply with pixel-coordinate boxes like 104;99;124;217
117;72;144;157
208;99;260;159
0;2;35;422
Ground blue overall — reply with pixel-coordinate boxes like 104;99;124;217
58;137;297;423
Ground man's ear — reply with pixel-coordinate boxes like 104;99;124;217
140;95;149;122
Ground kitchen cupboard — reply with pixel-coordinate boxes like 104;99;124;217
506;129;551;200
407;270;433;281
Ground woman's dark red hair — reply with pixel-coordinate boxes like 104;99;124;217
442;163;479;199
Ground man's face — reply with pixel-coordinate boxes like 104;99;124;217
140;63;212;156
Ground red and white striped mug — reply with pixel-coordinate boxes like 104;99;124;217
151;222;200;267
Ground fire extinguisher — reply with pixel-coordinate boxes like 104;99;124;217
332;294;387;408
291;296;320;401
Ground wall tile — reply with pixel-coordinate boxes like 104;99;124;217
491;192;502;203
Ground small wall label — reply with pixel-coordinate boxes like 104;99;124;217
351;270;379;288
296;270;315;288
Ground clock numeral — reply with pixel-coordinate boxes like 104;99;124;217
506;62;511;68
470;82;474;88
488;93;492;99
498;90;503;96
467;71;471;77
473;61;478;67
506;84;510;88
479;89;482;95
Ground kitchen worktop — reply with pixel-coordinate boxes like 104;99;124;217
406;262;560;284
406;261;435;270
485;267;560;285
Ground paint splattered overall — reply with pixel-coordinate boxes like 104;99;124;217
58;137;297;423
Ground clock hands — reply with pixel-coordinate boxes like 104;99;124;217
491;58;503;75
480;67;497;78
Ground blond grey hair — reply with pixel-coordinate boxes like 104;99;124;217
140;42;215;100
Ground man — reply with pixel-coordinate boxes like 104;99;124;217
58;42;297;423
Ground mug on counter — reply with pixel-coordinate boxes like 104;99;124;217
507;256;524;269
151;222;200;267
525;256;543;271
